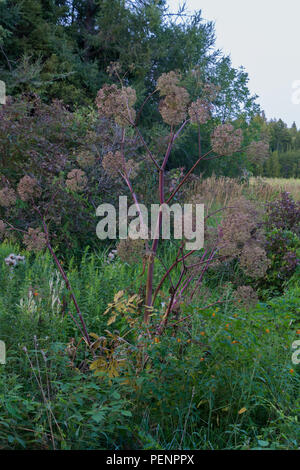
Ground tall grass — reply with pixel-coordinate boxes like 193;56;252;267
187;175;300;210
250;177;300;201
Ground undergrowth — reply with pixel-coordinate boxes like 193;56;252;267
0;243;299;450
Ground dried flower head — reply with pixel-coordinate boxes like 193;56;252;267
0;187;17;208
96;84;118;118
159;87;189;126
102;151;123;178
218;197;263;258
96;84;136;126
202;83;220;101
234;285;258;310
117;239;146;265
157;71;181;95
247;140;270;164
23;228;47;252
17;176;41;202
106;61;122;77
66;169;87;192
211;124;243;155
240;242;271;279
102;151;139;180
76;149;96;169
157;71;189;126
188;99;212;124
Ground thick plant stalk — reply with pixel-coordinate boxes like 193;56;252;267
166;149;213;204
151;247;195;305
144;131;175;323
142;125;212;324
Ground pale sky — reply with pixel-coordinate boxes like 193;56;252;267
168;0;300;127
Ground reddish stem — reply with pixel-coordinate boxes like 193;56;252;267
37;211;91;346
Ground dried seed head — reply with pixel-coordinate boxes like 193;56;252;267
126;159;140;179
76;149;96;169
96;84;136;126
17;176;41;202
211;124;243;155
188;99;212;124
218;197;265;259
0;187;17;208
157;71;181;95
106;61;122;77
234;285;258;310
202;83;220;101
159;87;189;126
102;151;123;179
23;228;47;252
240;242;271;279
66;169;87;192
157;71;189;126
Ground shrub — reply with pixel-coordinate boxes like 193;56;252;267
0;95;136;258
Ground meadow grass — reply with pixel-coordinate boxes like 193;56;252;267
250;177;300;201
188;175;300;208
0;241;299;450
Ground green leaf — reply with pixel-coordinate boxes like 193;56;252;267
257;440;269;447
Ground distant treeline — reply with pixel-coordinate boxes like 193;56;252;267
0;0;298;178
261;119;300;178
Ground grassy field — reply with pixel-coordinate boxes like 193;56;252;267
250;178;300;201
186;176;300;211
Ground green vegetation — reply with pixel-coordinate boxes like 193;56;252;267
0;242;299;450
0;0;299;451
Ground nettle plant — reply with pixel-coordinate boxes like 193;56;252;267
0;67;270;362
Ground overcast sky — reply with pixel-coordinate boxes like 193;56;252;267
168;0;300;127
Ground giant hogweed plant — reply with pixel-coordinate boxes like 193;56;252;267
0;67;270;368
